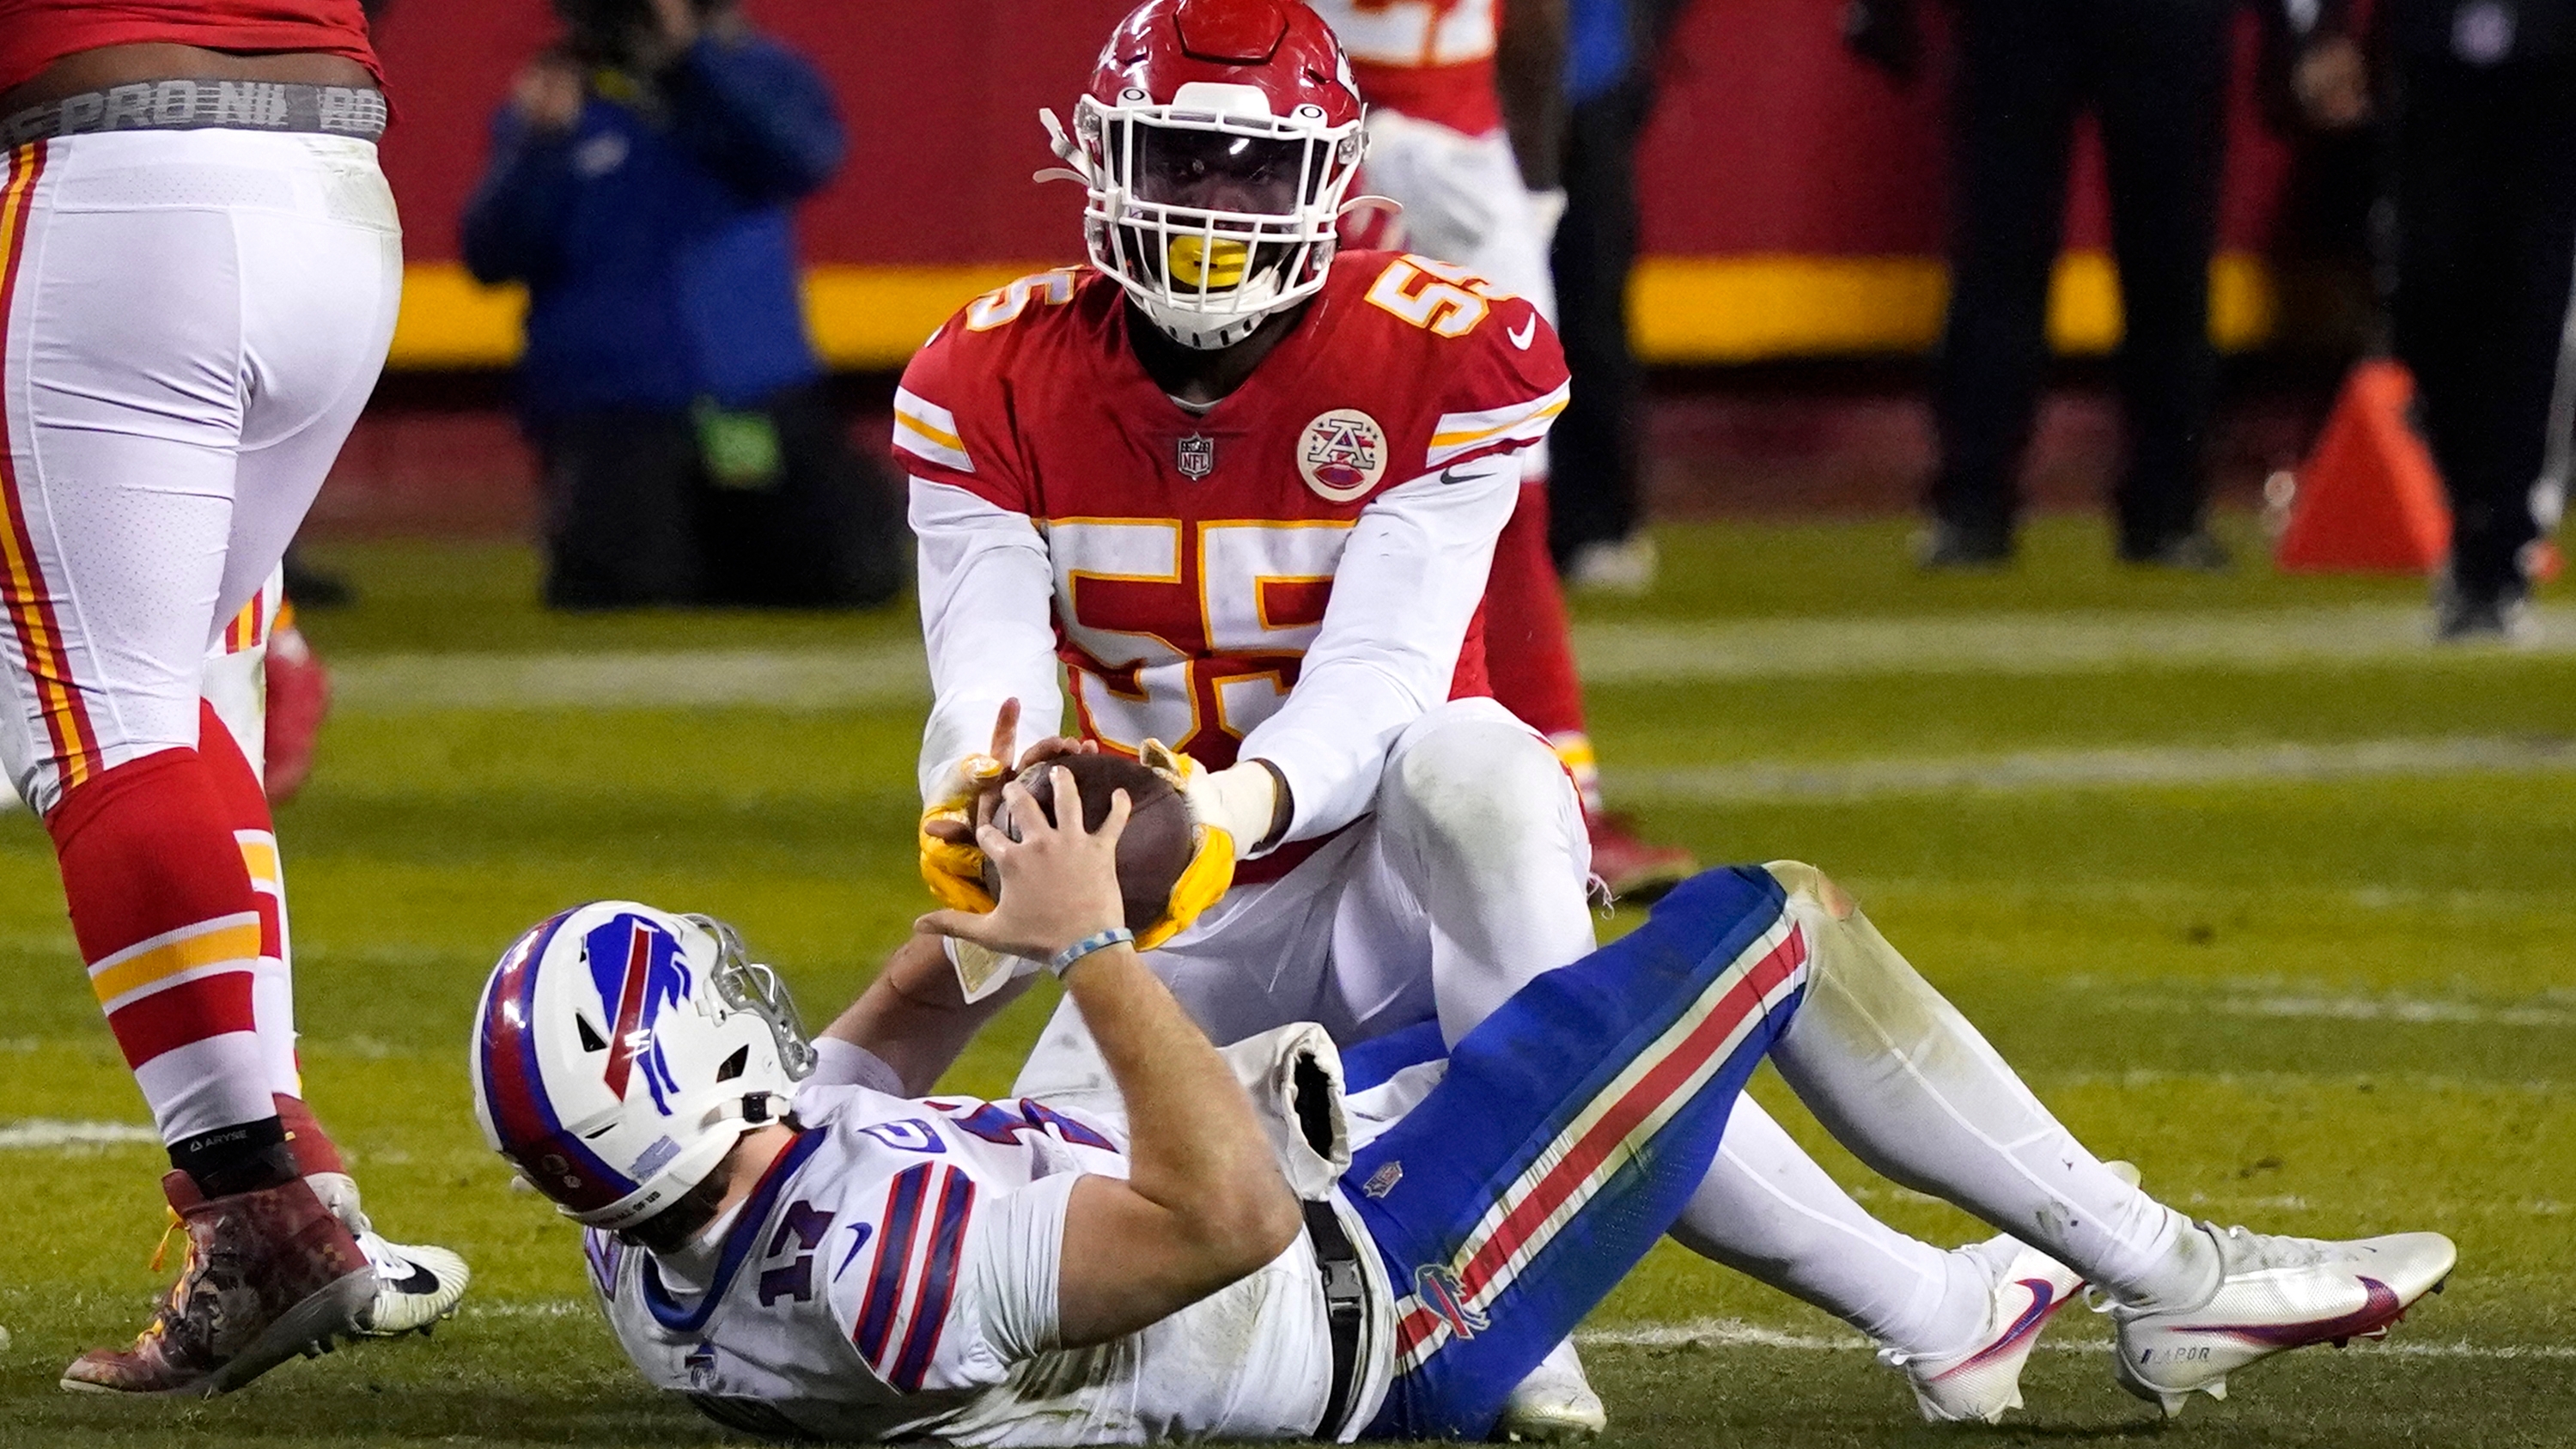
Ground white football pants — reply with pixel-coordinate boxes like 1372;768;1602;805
1014;697;1599;1098
0;129;399;814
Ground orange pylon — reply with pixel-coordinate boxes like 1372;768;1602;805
2276;360;2451;574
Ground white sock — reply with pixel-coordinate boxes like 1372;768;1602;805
1672;1093;1999;1356
1765;885;2220;1309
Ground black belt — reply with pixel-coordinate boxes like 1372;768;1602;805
1304;1197;1367;1440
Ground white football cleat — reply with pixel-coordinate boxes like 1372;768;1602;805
1492;1338;1607;1441
1879;1161;2137;1424
306;1172;472;1337
1885;1234;2086;1423
2109;1223;2457;1417
350;1232;471;1337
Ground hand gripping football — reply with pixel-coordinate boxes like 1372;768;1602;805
982;753;1228;947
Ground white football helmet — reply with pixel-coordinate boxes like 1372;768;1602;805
1044;0;1369;350
471;903;816;1233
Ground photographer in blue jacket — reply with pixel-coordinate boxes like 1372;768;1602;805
463;0;904;610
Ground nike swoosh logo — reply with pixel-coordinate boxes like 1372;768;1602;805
1507;316;1538;350
378;1257;442;1294
2180;1275;2403;1347
1937;1279;2065;1378
1438;467;1490;486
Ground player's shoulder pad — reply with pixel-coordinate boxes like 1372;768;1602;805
1328;253;1570;475
894;266;1099;483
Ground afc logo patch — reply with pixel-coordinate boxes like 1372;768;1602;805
1415;1263;1488;1339
1176;432;1215;480
1299;409;1387;502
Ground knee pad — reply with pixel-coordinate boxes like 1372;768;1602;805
1381;701;1574;859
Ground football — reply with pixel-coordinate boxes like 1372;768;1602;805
982;752;1196;935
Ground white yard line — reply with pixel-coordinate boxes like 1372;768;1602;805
321;604;2573;715
2112;992;2576;1030
0;1119;157;1149
331;644;929;714
1571;605;2576;683
453;1302;2576;1361
1612;735;2576;803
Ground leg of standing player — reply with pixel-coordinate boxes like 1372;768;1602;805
0;126;450;1392
199;579;468;1336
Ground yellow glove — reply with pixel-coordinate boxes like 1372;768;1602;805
1136;740;1285;948
917;752;1008;913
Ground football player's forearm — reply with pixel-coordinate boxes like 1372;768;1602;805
1064;945;1299;1288
822;935;1029;1094
1495;0;1568;191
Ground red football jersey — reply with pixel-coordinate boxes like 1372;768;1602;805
1308;0;1501;137
898;251;1567;782
0;0;380;97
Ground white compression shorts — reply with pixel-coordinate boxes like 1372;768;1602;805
0;128;400;813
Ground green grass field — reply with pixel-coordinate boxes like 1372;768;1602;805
2;513;2571;1447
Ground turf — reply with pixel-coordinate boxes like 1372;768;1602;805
0;512;2569;1446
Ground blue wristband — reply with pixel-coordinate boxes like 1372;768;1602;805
1049;927;1135;977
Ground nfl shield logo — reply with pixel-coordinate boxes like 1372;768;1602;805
1177;434;1215;480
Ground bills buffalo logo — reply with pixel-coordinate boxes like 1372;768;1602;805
1414;1263;1487;1339
1299;409;1387;502
587;916;693;1116
1176;433;1215;480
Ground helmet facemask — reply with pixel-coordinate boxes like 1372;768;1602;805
1048;84;1364;350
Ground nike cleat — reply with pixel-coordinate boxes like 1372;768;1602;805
1887;1235;2086;1423
350;1232;470;1337
1493;1337;1607;1441
2109;1223;2457;1416
62;1172;372;1397
1883;1162;2139;1423
305;1172;471;1337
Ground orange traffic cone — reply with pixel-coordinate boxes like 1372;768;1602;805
2275;359;2451;574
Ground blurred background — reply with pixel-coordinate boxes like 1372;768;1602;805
330;0;2383;549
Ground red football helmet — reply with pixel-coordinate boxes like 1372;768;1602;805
1043;0;1368;349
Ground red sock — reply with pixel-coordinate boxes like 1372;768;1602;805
274;1093;346;1177
196;699;343;1172
47;746;277;1162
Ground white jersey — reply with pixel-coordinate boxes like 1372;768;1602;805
588;1082;1343;1445
1307;0;1497;69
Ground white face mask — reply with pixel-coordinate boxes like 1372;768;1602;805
1044;84;1367;350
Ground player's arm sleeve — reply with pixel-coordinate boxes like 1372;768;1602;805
901;334;1067;800
959;1172;1081;1369
1240;312;1568;841
913;481;1064;803
1238;461;1520;840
